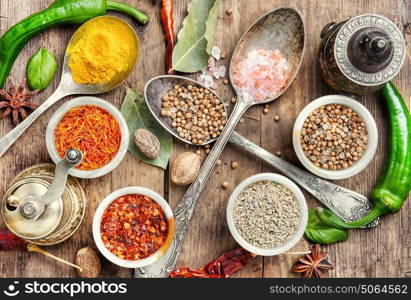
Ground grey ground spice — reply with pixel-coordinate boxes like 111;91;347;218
233;181;300;249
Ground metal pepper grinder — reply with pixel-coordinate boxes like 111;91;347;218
319;14;406;95
1;149;87;245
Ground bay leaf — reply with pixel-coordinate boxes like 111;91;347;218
121;88;173;169
172;0;219;73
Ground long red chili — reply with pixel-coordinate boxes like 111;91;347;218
169;248;256;278
161;0;175;74
0;229;27;251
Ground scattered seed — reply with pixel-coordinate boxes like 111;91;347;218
276;151;282;156
222;181;229;189
231;161;238;169
274;115;280;122
263;108;269;114
216;159;222;166
223;79;228;85
231;97;237;103
221;51;227;59
226;8;233;15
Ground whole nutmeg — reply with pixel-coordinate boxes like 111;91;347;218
76;247;101;278
171;152;202;186
134;128;161;159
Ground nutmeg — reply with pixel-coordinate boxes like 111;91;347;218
170;152;202;186
134;128;161;159
76;247;101;278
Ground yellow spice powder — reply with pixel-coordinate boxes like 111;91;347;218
67;16;139;85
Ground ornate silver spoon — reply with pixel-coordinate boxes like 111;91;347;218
137;7;305;278
0;16;139;157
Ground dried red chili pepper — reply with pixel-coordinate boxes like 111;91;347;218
169;248;256;278
101;194;168;260
160;0;175;74
0;229;27;251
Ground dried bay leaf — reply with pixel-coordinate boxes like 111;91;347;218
172;0;219;73
121;88;173;169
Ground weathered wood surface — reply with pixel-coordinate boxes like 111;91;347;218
0;0;410;278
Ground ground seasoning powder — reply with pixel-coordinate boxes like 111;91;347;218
101;194;168;260
67;17;138;85
233;181;300;248
54;105;121;170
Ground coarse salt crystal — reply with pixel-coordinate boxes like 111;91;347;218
211;46;221;60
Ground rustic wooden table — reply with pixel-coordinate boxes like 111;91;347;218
0;0;410;278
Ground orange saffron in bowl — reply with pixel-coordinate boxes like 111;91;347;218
55;105;121;170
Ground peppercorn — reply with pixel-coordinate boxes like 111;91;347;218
161;84;227;145
300;104;368;170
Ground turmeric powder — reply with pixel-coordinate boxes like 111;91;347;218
67;16;139;85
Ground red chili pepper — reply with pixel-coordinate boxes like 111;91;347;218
0;229;27;251
160;0;175;74
169;248;256;278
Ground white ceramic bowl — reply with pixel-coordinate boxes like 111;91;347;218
293;95;378;180
226;173;308;256
92;186;175;268
46;96;129;178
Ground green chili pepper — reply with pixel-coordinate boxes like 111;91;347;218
304;209;348;244
0;0;149;88
316;81;411;229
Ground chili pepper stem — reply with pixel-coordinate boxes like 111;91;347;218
316;205;383;229
27;243;83;271
107;1;149;24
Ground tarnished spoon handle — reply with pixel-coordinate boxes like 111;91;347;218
0;87;67;157
229;131;378;225
135;99;251;278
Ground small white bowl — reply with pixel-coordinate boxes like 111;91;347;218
46;96;129;178
92;186;175;268
226;173;308;256
293;95;378;180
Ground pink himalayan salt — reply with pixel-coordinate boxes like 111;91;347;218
232;48;289;101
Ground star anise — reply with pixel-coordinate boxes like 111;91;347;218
0;78;39;126
291;244;334;278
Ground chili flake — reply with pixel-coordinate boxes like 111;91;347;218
54;105;121;170
100;194;168;260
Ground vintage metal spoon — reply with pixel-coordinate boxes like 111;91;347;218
145;77;377;223
137;7;305;278
229;132;378;225
0;16;138;157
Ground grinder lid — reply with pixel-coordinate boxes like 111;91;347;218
334;14;405;86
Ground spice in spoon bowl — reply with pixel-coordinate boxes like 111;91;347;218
67;15;139;88
293;95;378;180
226;173;308;256
46;96;129;179
92;186;174;268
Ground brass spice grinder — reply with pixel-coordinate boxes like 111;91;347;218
1;150;86;246
319;14;406;95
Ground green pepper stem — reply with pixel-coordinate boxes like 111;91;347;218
316;205;384;229
107;1;149;24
